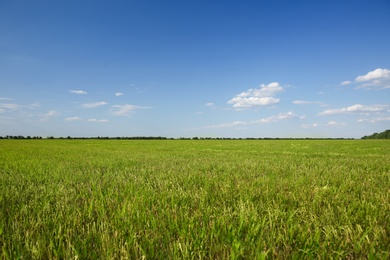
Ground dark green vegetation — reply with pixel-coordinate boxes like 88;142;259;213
362;129;390;139
1;140;389;259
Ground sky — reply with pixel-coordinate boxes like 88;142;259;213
1;0;389;138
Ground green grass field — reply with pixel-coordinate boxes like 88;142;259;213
1;140;389;259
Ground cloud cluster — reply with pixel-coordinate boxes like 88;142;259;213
228;82;284;108
319;104;388;116
341;68;390;89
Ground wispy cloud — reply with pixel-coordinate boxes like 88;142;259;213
357;117;390;123
324;121;346;127
302;121;345;128
340;68;390;89
206;102;215;107
64;117;108;122
252;111;304;124
110;104;151;116
70;90;87;95
81;102;108;108
0;103;26;110
340;80;352;86
201;111;303;129
302;123;320;129
88;118;108;122
292;100;323;105
0;97;14;101
115;92;123;96
39;110;60;121
203;120;247;129
65;117;82;121
44;111;60;117
318;104;388;116
0;102;41;111
228;82;284;109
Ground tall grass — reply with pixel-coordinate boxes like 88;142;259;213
1;140;389;259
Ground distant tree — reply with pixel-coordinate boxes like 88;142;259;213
361;129;390;139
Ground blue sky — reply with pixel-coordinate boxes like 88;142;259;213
1;0;389;138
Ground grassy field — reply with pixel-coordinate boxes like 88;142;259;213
0;139;389;259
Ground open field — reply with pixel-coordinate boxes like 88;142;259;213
0;139;389;259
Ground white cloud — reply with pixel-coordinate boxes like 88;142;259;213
229;97;280;108
340;81;352;86
228;82;284;108
341;68;390;89
110;104;151;116
355;68;390;89
0;97;13;101
70;90;87;94
292;100;323;105
65;117;82;121
88;118;108;122
115;92;123;96
318;104;388;116
206;102;215;107
356;68;390;82
81;102;108;108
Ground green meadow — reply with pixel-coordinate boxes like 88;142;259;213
1;139;389;259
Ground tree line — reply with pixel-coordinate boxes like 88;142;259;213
361;129;390;139
0;135;356;140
